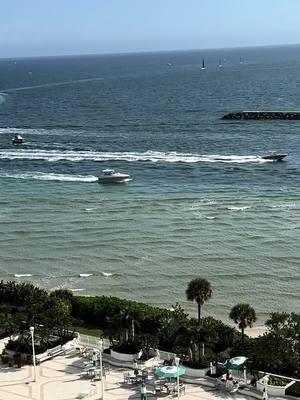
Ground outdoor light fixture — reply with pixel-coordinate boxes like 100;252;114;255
174;356;180;400
29;326;36;382
98;339;104;399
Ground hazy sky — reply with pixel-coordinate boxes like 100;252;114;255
1;0;300;58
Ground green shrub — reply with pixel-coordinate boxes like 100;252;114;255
286;381;300;397
113;343;140;354
268;375;290;387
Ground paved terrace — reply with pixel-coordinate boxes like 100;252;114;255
0;354;262;400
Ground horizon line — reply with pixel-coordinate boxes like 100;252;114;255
1;42;300;61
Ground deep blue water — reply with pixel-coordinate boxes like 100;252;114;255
0;45;299;322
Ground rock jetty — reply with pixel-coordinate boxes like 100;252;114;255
222;111;300;120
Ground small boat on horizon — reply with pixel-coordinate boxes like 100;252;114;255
218;58;222;68
261;153;287;161
12;134;24;145
98;169;131;184
201;58;206;70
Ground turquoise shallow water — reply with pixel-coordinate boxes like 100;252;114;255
0;46;299;322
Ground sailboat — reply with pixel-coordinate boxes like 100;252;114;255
240;57;243;64
218;58;223;68
201;58;206;70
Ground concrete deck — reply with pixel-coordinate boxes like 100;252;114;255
0;355;264;400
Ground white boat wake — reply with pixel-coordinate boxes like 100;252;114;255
1;172;98;182
0;149;269;164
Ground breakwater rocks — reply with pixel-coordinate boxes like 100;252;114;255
222;111;300;120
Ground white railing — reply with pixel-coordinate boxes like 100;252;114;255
0;336;11;354
76;333;110;349
157;350;176;361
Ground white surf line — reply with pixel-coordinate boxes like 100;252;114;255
1;77;104;93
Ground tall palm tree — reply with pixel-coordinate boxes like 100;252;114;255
186;278;213;322
229;303;256;345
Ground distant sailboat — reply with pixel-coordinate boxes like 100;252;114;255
240;57;243;64
201;58;206;70
218;58;222;68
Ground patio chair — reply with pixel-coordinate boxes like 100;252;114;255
154;385;163;395
104;365;110;374
79;371;89;379
123;371;130;383
142;370;149;382
178;384;186;395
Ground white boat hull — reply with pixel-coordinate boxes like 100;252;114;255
98;173;130;184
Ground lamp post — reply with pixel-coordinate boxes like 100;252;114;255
98;339;104;400
174;356;180;400
29;326;36;382
262;376;269;400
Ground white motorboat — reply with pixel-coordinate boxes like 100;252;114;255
98;169;130;184
12;134;24;145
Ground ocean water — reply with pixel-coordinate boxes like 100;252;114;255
0;45;299;323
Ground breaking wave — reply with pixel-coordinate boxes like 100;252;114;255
0;93;7;105
0;171;98;182
0;149;269;164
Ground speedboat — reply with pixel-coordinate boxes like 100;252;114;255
12;134;24;145
98;169;130;184
261;153;287;161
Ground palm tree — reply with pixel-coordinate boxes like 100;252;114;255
186;278;213;322
229;303;256;345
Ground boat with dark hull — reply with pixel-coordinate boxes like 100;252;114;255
12;135;24;145
261;153;287;161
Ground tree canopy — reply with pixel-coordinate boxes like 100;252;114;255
186;278;213;321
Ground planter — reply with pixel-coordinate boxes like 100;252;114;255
183;365;210;378
257;376;295;397
111;349;139;362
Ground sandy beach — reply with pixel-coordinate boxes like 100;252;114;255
244;326;267;338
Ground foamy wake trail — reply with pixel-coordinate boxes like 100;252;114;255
0;149;267;164
271;203;297;209
2;77;104;92
14;274;32;278
1;172;98;182
228;206;251;211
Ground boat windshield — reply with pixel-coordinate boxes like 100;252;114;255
102;169;115;175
